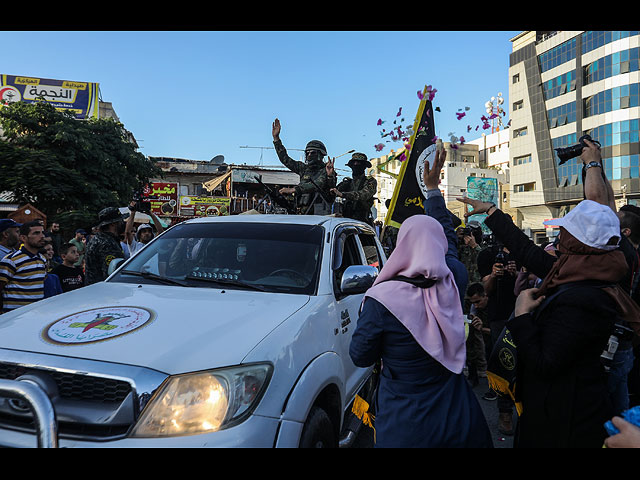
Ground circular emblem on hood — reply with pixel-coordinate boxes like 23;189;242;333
42;306;155;345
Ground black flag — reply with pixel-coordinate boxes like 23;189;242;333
385;96;436;228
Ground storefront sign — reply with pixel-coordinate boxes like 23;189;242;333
179;196;230;217
1;74;99;119
142;182;179;216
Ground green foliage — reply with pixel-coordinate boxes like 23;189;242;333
0;100;162;230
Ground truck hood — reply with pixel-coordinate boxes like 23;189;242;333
0;282;310;375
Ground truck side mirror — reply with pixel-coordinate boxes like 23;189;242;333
339;265;378;295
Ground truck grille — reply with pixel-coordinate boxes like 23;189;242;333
0;350;168;444
0;363;131;403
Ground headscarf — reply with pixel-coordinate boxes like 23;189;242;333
363;214;466;373
538;227;640;330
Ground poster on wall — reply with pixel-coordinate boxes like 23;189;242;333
0;74;99;119
142;182;179;216
179;196;231;217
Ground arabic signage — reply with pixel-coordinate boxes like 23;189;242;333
385;96;436;228
0;74;99;119
142;182;179;216
179;196;230;217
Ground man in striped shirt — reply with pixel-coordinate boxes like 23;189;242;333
0;221;47;313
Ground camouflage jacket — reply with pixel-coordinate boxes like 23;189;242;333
458;244;483;285
85;231;124;285
332;174;377;223
273;139;333;208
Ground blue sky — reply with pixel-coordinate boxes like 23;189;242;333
0;30;520;176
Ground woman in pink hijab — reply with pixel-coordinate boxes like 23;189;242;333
350;213;492;447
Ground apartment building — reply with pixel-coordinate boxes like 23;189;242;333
508;31;640;235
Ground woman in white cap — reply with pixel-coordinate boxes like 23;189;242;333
460;196;640;447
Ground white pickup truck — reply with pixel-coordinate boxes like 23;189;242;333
0;214;384;447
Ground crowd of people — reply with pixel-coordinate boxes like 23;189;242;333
0;200;164;314
351;138;640;448
2;122;640;448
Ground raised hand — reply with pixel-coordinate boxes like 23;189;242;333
423;147;447;190
272;118;281;140
326;157;336;177
456;196;496;219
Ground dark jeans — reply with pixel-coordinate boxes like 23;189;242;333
608;347;635;415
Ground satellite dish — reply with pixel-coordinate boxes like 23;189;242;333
210;155;225;164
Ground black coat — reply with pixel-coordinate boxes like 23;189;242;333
484;209;617;447
507;285;616;447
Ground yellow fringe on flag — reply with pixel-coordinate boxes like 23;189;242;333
486;372;523;417
352;394;376;442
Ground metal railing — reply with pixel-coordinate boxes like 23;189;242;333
0;379;58;448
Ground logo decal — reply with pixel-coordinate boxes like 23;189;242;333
42;306;155;345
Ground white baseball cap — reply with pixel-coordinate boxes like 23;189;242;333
543;200;620;250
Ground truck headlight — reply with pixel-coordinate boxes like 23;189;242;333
130;363;272;438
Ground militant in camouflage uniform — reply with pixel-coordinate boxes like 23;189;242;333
85;207;127;285
272;118;333;215
328;152;377;226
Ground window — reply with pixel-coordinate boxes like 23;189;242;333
513;127;528;138
547;102;576;128
359;234;382;270
513;100;524;111
512;73;520;83
583;47;640;85
582;31;639;55
538;37;576;72
513;154;532;166
514;182;535;192
543;70;576;100
334;233;363;293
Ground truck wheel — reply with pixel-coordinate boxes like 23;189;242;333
299;406;336;448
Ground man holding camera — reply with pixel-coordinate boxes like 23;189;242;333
477;243;518;434
124;199;165;257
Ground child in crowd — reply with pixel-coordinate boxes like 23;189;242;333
51;243;85;293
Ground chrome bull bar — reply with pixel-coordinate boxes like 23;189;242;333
0;379;58;448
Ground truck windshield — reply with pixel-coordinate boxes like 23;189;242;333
110;222;324;295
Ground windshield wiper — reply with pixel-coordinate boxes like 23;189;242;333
120;270;192;287
184;275;267;291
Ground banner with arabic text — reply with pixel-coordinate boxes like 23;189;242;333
179;196;230;217
142;182;179;216
0;74;99;119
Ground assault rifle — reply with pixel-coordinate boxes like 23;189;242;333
255;175;297;214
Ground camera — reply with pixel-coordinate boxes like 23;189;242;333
494;250;509;265
132;191;151;214
601;322;635;372
555;134;601;165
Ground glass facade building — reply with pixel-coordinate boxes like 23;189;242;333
509;31;640;213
